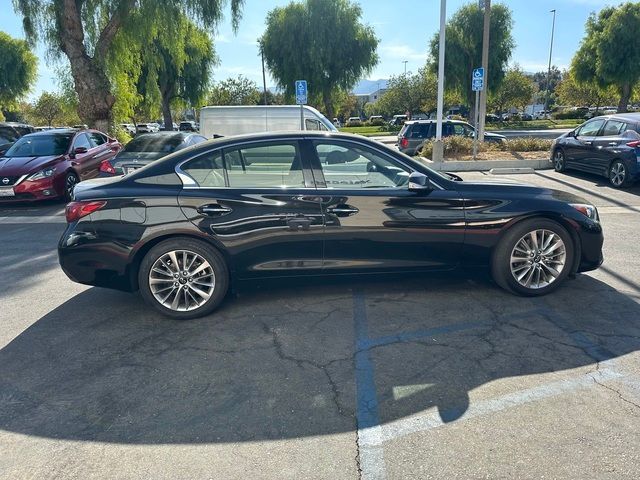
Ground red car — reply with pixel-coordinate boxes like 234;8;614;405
0;128;121;202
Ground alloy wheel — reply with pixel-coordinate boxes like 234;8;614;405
149;249;216;312
65;174;78;199
509;229;567;289
553;150;564;171
609;162;626;187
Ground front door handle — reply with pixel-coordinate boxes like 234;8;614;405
608;142;618;146
583;141;592;145
327;205;359;217
198;204;233;216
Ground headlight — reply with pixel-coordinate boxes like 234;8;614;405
570;203;599;222
29;167;56;181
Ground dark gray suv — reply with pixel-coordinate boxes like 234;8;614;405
397;120;506;155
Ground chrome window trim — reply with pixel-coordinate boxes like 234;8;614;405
174;135;445;191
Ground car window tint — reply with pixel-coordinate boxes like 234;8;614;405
182;151;226;187
89;132;107;146
600;120;627;136
409;124;429;138
577;119;605;137
225;142;304;188
73;133;92;150
125;135;184;153
305;119;321;131
314;141;410;189
4;133;73;157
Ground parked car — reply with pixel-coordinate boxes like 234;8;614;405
160;122;179;131
368;115;385;126
332;117;342;128
486;114;501;122
199;106;336;138
389;115;408;127
73;124;89;130
520;113;533;121
346;117;362;127
3;122;35;137
120;123;136;136
179;121;199;132
0;123;21;154
99;131;207;176
0;128;121;202
397;120;506;156
551;113;640;188
135;123;159;134
59;131;603;319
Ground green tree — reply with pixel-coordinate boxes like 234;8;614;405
572;3;640;112
372;69;437;118
0;31;37;109
207;76;261;106
33;91;63;126
556;71;617;109
532;66;563;94
260;0;378;119
13;0;243;131
489;67;536;114
428;2;514;120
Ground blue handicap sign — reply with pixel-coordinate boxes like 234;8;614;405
472;67;485;91
473;67;484;80
295;80;308;104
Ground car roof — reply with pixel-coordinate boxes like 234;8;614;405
17;128;104;138
600;112;640;123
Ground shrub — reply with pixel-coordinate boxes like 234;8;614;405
367;118;386;126
418;136;553;158
552;109;588;120
498;137;553;152
110;125;132;145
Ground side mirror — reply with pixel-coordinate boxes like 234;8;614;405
408;171;432;192
566;130;575;138
74;146;88;155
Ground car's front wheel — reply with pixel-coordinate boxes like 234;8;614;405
63;171;79;201
138;238;229;319
553;148;566;172
492;219;574;296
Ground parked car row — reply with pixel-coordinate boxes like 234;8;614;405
119;121;199;136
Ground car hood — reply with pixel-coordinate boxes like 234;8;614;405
484;131;507;139
454;178;589;204
0;155;62;177
113;151;166;165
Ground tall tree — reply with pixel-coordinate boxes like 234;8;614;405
428;2;514;121
489;67;536;114
572;3;640;112
33;91;63;126
207;76;261;106
13;0;243;131
556;71;618;109
260;0;378;119
371;69;437;119
0;31;37;109
532;66;562;94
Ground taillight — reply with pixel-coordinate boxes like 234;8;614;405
400;137;409;149
626;140;640;147
99;160;116;174
65;201;106;223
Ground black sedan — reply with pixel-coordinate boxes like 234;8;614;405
99;131;207;176
59;132;604;319
551;113;640;188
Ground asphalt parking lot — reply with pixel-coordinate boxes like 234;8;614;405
1;169;639;479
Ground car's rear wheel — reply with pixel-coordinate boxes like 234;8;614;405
609;160;631;188
138;238;229;319
64;172;79;201
553;149;566;172
492;218;574;296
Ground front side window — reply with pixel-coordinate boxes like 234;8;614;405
314;141;410;189
73;133;92;150
225;142;304;188
577;119;605;137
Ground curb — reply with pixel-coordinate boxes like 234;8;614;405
423;158;552;173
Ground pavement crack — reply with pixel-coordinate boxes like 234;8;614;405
592;375;640;410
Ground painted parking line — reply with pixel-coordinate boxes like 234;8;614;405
0;215;65;224
353;294;630;479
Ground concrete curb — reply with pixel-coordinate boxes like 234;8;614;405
422;158;552;172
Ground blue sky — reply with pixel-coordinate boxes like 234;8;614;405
0;0;620;99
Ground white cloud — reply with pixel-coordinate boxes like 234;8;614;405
215;34;231;44
517;60;569;73
380;43;428;62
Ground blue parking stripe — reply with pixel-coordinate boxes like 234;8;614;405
353;291;380;430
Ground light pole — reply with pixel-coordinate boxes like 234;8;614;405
433;0;446;164
402;60;408;75
259;42;268;106
545;9;557;115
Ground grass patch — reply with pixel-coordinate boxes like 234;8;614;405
339;125;396;136
486;119;581;130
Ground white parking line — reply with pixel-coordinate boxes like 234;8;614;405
0;215;65;224
372;364;623;446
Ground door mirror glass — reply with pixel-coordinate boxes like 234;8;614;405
74;146;88;155
408;171;432;191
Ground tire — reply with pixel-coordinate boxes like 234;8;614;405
552;148;566;173
138;238;229;320
491;218;574;297
64;171;79;201
608;160;632;188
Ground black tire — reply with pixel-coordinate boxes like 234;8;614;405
64;171;79;201
491;218;574;297
138;238;229;320
552;148;566;173
608;159;632;188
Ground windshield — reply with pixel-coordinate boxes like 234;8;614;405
4;133;73;157
123;134;184;153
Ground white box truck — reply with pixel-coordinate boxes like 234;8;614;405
199;105;337;138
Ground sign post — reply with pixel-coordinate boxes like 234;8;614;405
295;80;308;130
471;67;485;160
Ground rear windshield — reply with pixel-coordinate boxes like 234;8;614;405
4;133;73;157
124;134;184;153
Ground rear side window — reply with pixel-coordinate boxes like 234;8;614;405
600;120;627;136
225;142;304;188
182;151;225;187
399;124;410;137
89;132;107;146
409;124;430;138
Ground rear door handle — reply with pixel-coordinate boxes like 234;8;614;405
327;205;359;217
583;141;592;145
198;204;233;216
608;142;618;146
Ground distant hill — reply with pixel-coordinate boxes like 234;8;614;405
352;79;389;95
